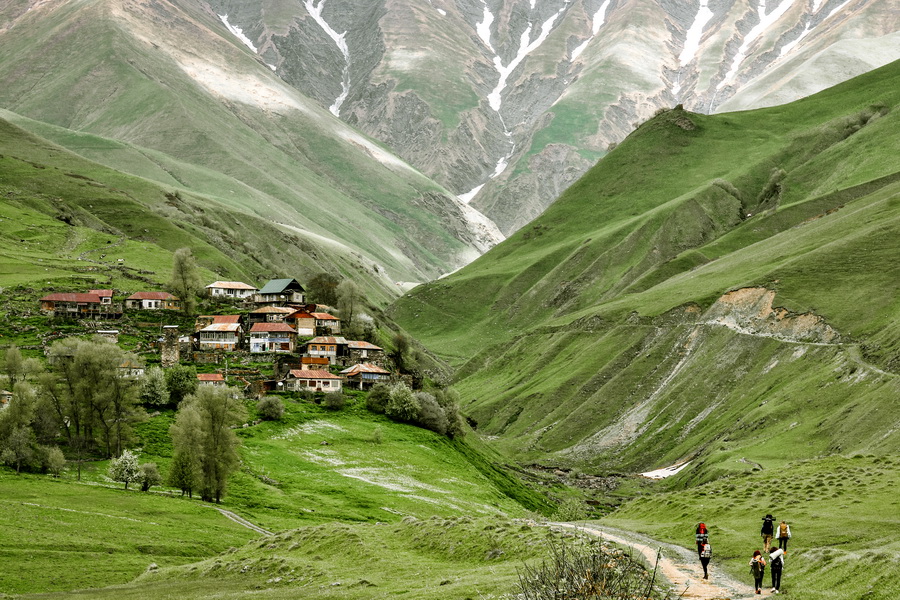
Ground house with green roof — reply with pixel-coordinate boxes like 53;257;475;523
255;278;306;306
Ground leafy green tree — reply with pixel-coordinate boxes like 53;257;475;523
168;405;204;498
176;386;246;503
1;426;35;473
256;396;284;421
306;272;340;306
2;345;24;387
43;446;66;477
385;383;420;422
434;388;465;439
168;247;203;315
165;365;198;405
139;463;162;492
414;392;448;435
139;367;170;406
322;391;345;411
108;449;140;489
365;383;391;414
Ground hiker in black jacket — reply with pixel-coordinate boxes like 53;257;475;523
761;514;775;552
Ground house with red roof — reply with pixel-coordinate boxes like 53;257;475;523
125;291;181;310
283;369;342;393
303;336;348;364
311;312;341;335
89;289;114;305
197;373;226;387
40;292;103;316
249;322;297;354
346;340;385;364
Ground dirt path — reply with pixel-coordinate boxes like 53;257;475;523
552;523;759;599
215;507;273;537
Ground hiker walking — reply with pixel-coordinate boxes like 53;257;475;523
777;520;792;552
769;546;785;594
749;550;767;594
695;522;709;557
699;540;712;580
761;514;776;551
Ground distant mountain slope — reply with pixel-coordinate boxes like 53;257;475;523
0;0;499;288
205;0;900;234
391;61;900;474
0;116;406;302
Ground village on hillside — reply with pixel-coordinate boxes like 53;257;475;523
32;277;393;398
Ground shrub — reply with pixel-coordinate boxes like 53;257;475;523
366;383;391;413
322;391;345;411
257;396;285;421
516;538;664;600
385;384;420;422
415;392;448;435
369;426;383;445
554;497;589;521
108;450;141;490
42;446;66;477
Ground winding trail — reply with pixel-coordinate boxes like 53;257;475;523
552;523;757;599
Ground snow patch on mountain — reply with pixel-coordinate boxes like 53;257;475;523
571;0;611;61
218;14;258;53
672;0;714;96
477;1;495;51
304;0;351;116
719;0;802;90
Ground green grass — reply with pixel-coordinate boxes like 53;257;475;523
601;455;900;599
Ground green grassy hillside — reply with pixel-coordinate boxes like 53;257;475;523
392;60;900;471
0;0;480;288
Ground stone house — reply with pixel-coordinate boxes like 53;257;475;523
303;336;348;364
346;341;385;365
197;322;242;351
311;312;341;335
254;278;306;306
247;306;295;326
40;292;103;316
341;363;391;390
197;373;226;387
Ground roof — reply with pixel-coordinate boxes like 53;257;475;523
206;281;257;290
311;312;338;320
89;289;114;297
200;323;242;332
287;310;315;319
197;373;225;382
212;315;241;323
41;293;102;303
307;336;348;345
341;363;391;376
119;359;143;369
286;369;342;380
250;322;296;333
251;306;296;314
348;341;383;351
258;278;305;295
127;291;177;300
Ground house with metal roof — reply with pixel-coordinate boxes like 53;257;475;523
40;292;104;316
254;278;306;306
197;322;243;351
197;373;226;387
283;369;342;393
347;340;385;364
303;336;349;364
206;281;258;299
341;363;391;390
249;322;297;354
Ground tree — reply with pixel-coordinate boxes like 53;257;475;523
385;383;420;422
365;383;390;414
414;392;448;436
139;367;170;406
434;388;465;439
175;386;246;503
322;391;345;411
336;280;361;332
306;272;341;306
108;449;141;489
256;396;284;421
43;446;66;477
168;247;203;315
139;463;162;492
165;365;198;405
2;345;24;387
168;407;204;498
1;426;36;473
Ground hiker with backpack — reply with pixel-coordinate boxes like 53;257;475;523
777;520;792;552
695;522;709;557
769;546;785;594
749;550;767;594
699;540;712;580
761;514;776;551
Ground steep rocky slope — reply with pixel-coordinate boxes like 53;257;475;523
204;0;899;235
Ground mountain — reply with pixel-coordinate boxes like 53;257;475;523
203;0;900;235
391;60;900;475
0;0;502;291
